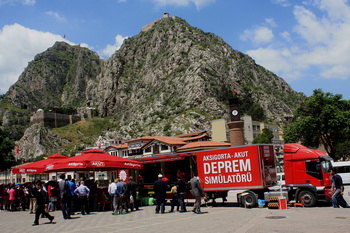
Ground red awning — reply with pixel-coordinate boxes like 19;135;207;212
12;154;67;174
45;149;143;172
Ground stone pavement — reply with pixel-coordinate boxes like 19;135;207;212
1;203;350;233
2;186;350;233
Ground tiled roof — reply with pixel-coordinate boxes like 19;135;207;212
182;134;209;142
114;143;129;149
106;143;129;150
142;136;187;148
127;136;155;143
175;130;207;138
176;141;231;152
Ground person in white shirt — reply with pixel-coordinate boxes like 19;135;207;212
108;179;117;212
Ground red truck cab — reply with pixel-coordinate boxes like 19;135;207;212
283;143;333;206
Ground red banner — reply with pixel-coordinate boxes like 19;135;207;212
196;145;265;191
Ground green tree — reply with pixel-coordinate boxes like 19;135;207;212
0;128;16;171
253;128;273;144
283;89;350;159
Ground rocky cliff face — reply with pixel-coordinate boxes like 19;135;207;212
89;17;302;138
17;123;70;160
6;42;102;111
3;16;304;158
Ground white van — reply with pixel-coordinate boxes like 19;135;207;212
332;161;350;185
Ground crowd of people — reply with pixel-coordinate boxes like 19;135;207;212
107;176;139;215
152;173;205;214
0;183;30;212
0;174;102;225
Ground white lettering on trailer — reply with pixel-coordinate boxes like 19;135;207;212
203;159;251;174
204;172;253;184
233;151;248;158
203;153;231;161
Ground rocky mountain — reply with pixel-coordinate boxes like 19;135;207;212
2;15;304;159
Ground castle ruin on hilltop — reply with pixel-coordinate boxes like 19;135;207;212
142;13;177;32
30;107;96;128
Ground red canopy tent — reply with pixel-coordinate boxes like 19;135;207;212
44;149;143;172
12;154;67;174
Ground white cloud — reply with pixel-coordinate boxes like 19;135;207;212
243;0;350;82
271;0;291;7
0;0;35;6
265;18;277;27
22;0;34;4
150;0;215;9
0;24;70;94
240;26;274;44
100;34;128;58
280;31;291;42
45;11;66;22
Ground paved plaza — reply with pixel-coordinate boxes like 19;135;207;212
2;186;350;233
1;202;350;233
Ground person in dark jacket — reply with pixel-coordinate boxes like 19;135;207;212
176;177;187;212
32;180;54;226
154;174;167;214
126;176;138;211
28;181;36;214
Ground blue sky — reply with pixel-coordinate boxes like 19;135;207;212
1;0;350;99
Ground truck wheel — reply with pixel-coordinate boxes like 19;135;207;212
242;193;257;208
299;190;316;207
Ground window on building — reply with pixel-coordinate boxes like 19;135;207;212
253;125;260;131
145;147;152;153
161;144;169;151
110;151;116;156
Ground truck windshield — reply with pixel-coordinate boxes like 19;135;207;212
321;160;333;173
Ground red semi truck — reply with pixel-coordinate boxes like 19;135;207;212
194;143;333;207
136;143;333;207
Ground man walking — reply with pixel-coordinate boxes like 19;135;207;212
32;181;54;226
190;174;203;214
330;169;350;208
154;174;167;214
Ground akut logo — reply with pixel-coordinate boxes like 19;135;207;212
46;164;54;170
91;161;105;167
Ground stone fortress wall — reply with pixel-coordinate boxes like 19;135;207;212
30;107;96;128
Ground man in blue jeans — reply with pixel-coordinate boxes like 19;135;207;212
58;174;72;219
330;169;350;208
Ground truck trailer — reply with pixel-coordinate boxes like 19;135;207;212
136;143;333;207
